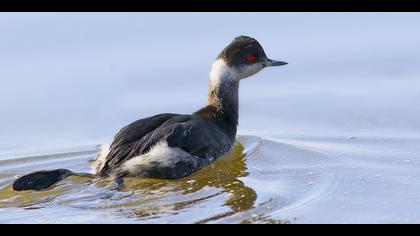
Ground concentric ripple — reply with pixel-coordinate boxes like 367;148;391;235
3;135;407;224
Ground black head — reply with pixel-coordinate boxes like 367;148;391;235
215;36;287;80
219;36;287;67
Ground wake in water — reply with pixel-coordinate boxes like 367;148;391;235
1;135;420;223
0;136;327;223
0;136;265;223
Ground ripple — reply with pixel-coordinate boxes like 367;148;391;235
0;135;377;223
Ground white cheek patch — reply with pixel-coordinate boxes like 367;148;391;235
237;63;264;79
209;58;263;84
120;141;195;176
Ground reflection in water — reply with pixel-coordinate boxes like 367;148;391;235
117;142;258;221
0;141;259;223
2;135;419;223
0;176;92;209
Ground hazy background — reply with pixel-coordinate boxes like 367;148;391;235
1;13;420;150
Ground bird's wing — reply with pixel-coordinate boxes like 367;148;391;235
130;116;233;160
98;113;178;175
99;115;233;176
110;113;177;149
165;118;233;159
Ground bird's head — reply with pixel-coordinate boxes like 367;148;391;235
210;36;287;83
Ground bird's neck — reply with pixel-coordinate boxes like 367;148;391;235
207;78;239;126
200;59;240;136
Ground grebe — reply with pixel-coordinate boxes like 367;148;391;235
13;36;287;191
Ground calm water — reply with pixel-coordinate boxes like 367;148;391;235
1;13;420;223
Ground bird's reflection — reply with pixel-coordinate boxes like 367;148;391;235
0;142;257;221
121;141;257;218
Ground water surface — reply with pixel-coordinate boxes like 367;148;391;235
1;135;420;224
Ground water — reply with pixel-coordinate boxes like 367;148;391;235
1;135;420;223
1;13;420;223
0;136;279;223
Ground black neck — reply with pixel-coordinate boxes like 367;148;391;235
208;79;239;125
195;79;239;139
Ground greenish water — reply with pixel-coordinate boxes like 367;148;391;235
2;135;420;223
0;136;291;223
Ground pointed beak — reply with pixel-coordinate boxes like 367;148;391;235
263;58;288;67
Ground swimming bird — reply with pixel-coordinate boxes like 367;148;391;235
12;36;287;191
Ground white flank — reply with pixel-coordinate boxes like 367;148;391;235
90;143;111;174
120;141;194;176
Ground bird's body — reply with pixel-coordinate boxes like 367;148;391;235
13;36;287;191
93;71;240;179
93;111;236;179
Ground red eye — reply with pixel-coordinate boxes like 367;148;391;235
247;55;257;63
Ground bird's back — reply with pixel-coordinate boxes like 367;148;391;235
97;112;235;178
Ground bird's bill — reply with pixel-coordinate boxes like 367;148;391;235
263;58;288;67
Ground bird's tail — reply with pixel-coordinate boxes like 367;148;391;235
12;169;95;191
